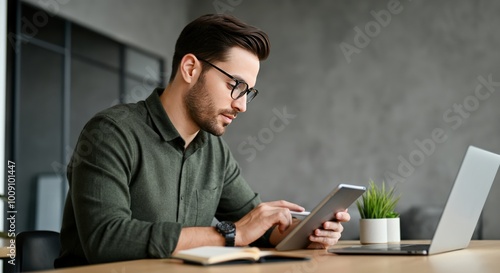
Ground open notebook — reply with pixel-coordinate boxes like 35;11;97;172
172;246;310;265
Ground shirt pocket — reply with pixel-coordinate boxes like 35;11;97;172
194;187;221;226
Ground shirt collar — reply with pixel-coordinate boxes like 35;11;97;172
145;88;180;142
145;88;208;151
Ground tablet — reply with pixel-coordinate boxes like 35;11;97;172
275;183;366;251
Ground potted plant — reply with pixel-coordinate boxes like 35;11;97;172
356;180;401;244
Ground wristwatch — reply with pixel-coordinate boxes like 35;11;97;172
215;221;236;247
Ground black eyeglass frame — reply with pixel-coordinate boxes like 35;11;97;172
198;58;259;103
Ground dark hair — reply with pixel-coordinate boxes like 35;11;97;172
169;14;270;82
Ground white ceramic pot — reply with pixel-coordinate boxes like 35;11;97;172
359;218;388;244
387;218;401;243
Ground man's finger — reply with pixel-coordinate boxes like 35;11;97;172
322;221;344;232
275;208;294;232
335;211;351;222
263;200;305;211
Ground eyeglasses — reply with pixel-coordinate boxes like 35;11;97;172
198;58;259;103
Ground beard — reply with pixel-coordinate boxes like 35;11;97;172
184;74;236;136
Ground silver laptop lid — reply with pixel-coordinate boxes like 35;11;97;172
429;146;500;254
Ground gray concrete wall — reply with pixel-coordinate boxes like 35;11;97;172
188;0;500;239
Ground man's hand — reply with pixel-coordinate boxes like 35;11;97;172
269;209;351;248
234;200;305;246
307;210;350;249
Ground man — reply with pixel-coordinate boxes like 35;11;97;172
55;14;350;268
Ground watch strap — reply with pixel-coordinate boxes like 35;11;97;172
215;221;236;247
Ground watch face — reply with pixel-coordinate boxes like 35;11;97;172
216;221;236;247
217;221;236;233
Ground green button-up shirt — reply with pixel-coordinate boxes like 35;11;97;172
56;89;267;267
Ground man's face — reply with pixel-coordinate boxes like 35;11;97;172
184;47;260;136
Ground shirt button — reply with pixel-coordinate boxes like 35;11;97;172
180;196;184;201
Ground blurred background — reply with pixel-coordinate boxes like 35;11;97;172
3;0;500;244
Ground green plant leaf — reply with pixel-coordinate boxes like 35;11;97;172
357;180;401;219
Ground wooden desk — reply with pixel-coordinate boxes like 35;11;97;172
28;241;500;273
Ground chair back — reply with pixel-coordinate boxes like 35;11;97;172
15;230;61;272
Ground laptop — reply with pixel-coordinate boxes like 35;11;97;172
329;146;500;255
